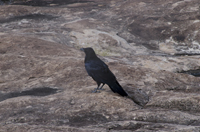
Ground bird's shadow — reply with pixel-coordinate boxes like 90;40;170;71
124;86;149;107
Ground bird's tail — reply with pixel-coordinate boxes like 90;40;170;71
108;81;128;97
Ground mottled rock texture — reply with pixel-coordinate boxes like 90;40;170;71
0;0;200;131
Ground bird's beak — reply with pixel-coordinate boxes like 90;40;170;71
80;48;84;52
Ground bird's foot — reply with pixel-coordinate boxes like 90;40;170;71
92;88;100;93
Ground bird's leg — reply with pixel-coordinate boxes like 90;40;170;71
92;83;101;93
98;83;105;90
92;86;100;93
92;87;98;93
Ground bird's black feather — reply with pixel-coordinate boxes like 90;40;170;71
81;47;128;96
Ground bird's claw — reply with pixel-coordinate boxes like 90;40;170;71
92;88;100;93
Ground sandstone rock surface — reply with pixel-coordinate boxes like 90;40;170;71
0;0;200;131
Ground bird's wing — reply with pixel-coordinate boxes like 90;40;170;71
85;59;116;83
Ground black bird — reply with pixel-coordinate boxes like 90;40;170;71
80;47;128;97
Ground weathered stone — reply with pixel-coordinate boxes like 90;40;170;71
0;0;200;131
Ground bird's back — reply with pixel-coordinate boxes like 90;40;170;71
85;57;116;84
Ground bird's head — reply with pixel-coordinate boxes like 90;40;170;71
80;47;97;60
80;47;96;55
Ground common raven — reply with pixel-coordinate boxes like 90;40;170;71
81;47;128;97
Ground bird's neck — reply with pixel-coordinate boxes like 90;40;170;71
85;54;98;62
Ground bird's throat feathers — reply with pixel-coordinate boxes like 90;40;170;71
85;53;98;62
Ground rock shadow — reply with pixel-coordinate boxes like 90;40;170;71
174;53;200;56
0;0;13;5
11;0;92;7
0;14;57;24
178;69;200;77
0;87;59;102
